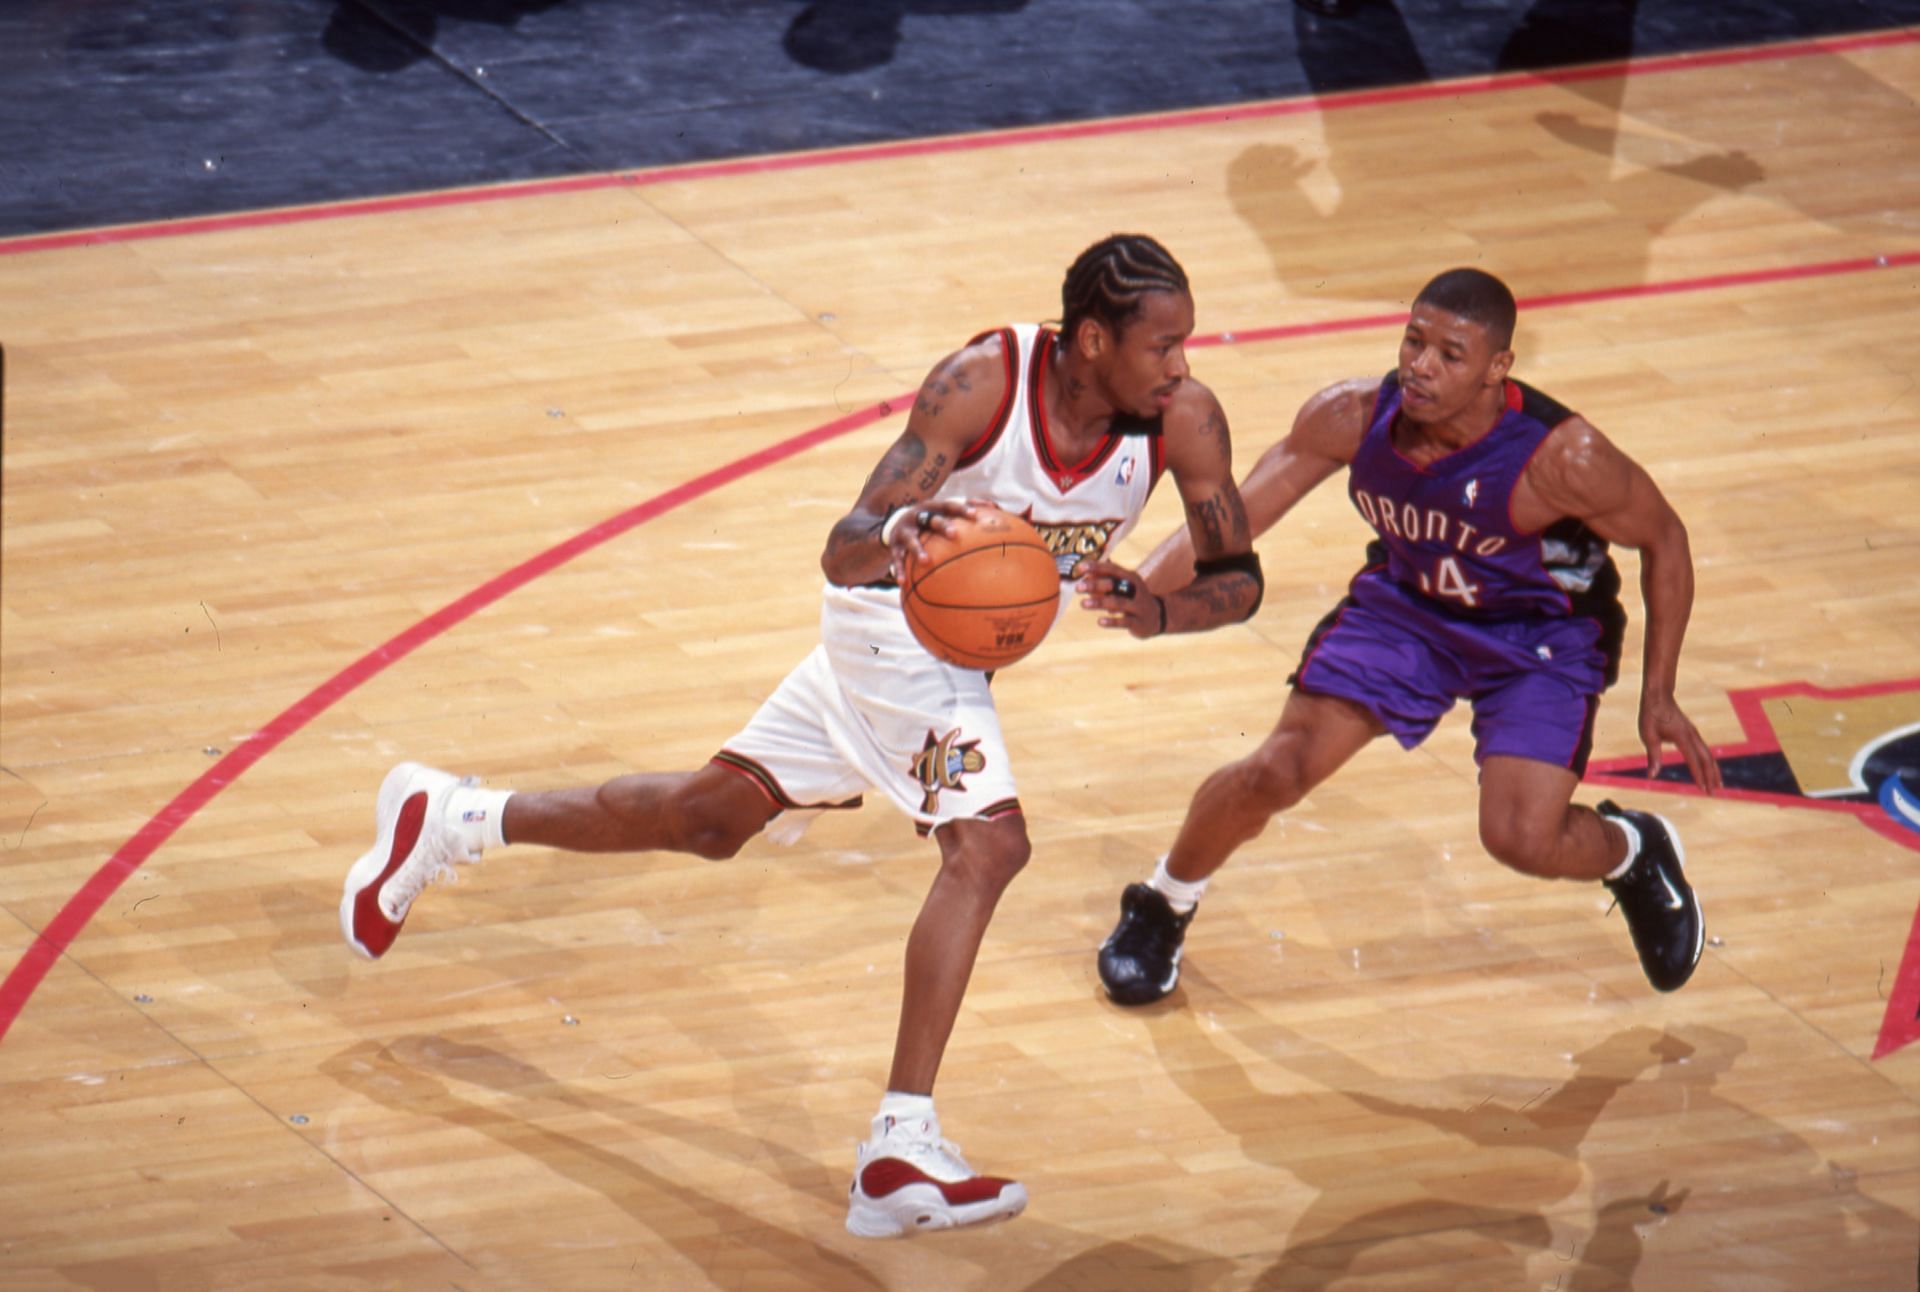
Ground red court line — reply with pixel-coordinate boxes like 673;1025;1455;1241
1877;907;1920;1059
2;28;1916;257
0;399;904;1042
3;250;1918;1047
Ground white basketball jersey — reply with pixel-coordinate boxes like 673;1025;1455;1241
937;323;1165;582
729;323;1172;832
817;322;1168;656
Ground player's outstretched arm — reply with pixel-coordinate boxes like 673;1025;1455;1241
1528;420;1722;794
820;338;1012;587
1077;382;1255;637
1075;380;1251;633
1137;377;1370;596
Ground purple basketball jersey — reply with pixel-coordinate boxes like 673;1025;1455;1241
1349;372;1609;620
1291;373;1627;772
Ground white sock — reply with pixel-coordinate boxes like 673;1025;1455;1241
445;785;512;853
878;1091;936;1129
1604;815;1642;881
1149;854;1208;914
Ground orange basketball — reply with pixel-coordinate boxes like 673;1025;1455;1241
900;505;1061;670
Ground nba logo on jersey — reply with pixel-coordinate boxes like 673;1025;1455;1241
1115;456;1136;486
1462;479;1480;507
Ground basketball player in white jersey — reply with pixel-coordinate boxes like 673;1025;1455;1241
340;234;1264;1237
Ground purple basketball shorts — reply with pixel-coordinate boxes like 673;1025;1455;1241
1292;571;1616;774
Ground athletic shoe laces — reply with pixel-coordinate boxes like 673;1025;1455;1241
873;1119;974;1180
383;776;480;915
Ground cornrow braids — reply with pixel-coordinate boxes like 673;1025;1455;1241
1059;234;1190;347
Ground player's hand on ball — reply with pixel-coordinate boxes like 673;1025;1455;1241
1076;558;1163;638
885;498;984;577
899;504;1059;669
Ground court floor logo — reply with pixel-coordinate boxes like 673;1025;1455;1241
1585;678;1920;1059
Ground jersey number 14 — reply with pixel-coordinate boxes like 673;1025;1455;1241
1420;556;1482;608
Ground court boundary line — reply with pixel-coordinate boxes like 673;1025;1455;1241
1;27;1916;257
3;248;1918;1045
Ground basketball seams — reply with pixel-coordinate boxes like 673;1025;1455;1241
908;541;1058;610
900;511;1059;668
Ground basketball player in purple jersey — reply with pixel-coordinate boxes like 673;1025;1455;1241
340;235;1261;1237
1098;267;1722;1004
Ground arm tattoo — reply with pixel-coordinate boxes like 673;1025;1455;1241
1191;491;1230;554
1225;486;1250;547
916;451;948;493
1189;483;1252;552
863;431;929;500
826;431;940;564
914;375;952;419
1170;572;1257;627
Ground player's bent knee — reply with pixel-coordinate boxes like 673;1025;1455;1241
684;818;756;861
1479;817;1557;876
661;790;764;860
939;818;1031;891
642;766;780;860
1236;745;1309;815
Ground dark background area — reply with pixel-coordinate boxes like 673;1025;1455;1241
2;0;1917;237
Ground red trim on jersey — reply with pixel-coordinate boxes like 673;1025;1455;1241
1504;379;1581;541
956;327;1019;468
1027;331;1127;492
1386;401;1498;474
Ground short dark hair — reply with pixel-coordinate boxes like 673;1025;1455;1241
1413;267;1517;350
1060;234;1190;345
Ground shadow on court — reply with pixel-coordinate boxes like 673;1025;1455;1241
1148;968;1915;1287
1229;0;1771;308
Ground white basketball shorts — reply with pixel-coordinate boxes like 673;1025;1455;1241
713;584;1022;840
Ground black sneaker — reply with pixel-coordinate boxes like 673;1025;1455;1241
1598;801;1704;992
1098;883;1197;1005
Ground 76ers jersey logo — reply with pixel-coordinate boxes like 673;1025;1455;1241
912;728;986;814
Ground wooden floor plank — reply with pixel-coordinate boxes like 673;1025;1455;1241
3;36;1917;1291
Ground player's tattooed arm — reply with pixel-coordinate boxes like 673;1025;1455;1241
820;338;1009;586
1155;389;1262;632
1185;483;1250;559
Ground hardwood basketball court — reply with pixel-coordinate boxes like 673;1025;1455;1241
2;30;1917;1291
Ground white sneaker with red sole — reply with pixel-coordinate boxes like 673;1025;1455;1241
845;1112;1027;1238
340;762;481;959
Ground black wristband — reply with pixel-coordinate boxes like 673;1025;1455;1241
1153;594;1168;636
1193;550;1264;620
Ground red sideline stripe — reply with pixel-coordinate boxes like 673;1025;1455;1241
0;398;906;1043
2;28;1915;257
2;251;1917;1045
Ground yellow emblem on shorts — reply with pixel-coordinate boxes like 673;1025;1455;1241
912;727;986;815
